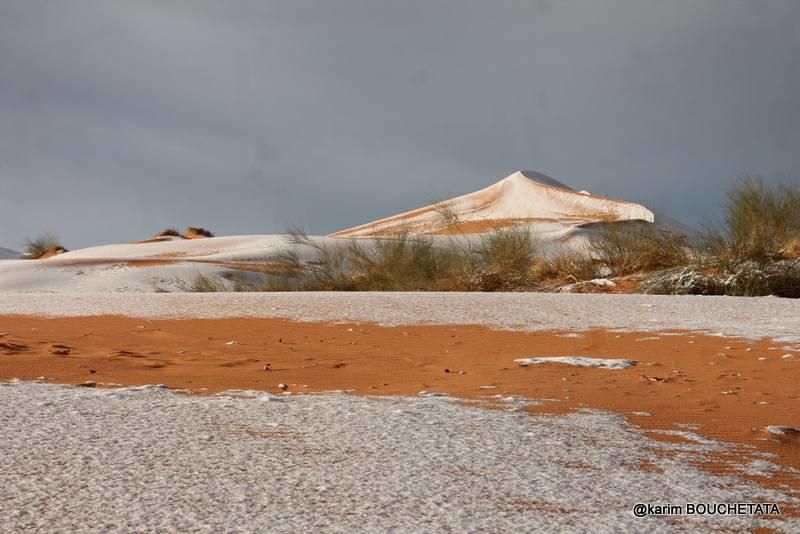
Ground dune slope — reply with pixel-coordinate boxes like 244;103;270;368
331;170;658;237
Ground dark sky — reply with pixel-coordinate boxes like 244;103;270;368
1;1;798;249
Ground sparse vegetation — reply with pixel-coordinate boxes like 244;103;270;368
190;273;228;292
530;249;597;286
640;177;800;297
189;226;538;292
185;227;215;238
433;201;462;232
24;233;65;259
588;223;690;276
182;177;799;297
708;177;800;264
155;228;182;238
639;260;800;298
731;177;800;259
276;230;476;291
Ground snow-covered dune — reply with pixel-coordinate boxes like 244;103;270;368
331;170;665;238
0;235;323;293
0;171;694;293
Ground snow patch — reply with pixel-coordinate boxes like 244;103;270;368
1;381;798;532
515;356;637;369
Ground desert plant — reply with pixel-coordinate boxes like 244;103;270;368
434;201;462;232
531;250;597;286
471;226;537;289
639;259;800;298
714;177;800;263
155;228;182;238
589;223;690;275
24;233;64;259
191;273;227;292
186;227;215;238
266;226;538;291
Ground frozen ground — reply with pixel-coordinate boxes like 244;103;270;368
514;356;637;369
1;292;799;342
1;381;797;533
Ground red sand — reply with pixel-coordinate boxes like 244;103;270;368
1;316;799;498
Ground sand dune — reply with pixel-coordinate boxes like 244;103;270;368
0;171;694;293
331;170;669;238
0;235;315;292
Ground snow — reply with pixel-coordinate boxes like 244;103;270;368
766;426;800;436
0;247;19;259
0;231;583;292
331;170;657;238
590;278;617;287
1;381;797;532
515;357;637;369
1;292;798;342
0;234;341;293
0;172;694;293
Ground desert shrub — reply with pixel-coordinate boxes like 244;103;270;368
284;233;473;291
191;273;227;292
351;236;461;290
589;223;690;275
24;233;65;259
638;267;720;296
715;177;800;263
767;262;800;298
531;250;596;285
476;226;536;279
186;227;215;238
258;226;538;292
276;229;358;290
434;201;462;232
639;260;800;297
155;228;182;238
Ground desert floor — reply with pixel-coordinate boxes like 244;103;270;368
1;293;799;532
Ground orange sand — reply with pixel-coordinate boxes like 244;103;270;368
1;316;799;494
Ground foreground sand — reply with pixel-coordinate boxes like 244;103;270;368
6;381;799;533
2;317;799;487
1;293;799;530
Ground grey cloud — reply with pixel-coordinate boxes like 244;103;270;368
0;0;798;248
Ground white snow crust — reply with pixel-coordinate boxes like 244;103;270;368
1;381;797;533
331;170;656;237
515;356;637;369
0;292;798;342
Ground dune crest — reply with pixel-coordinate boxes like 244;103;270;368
330;170;656;237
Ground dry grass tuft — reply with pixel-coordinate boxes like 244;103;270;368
710;177;800;264
589;223;690;275
185;227;215;238
155;228;182;238
24;233;65;259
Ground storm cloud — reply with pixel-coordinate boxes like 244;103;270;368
1;0;798;248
